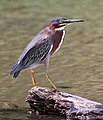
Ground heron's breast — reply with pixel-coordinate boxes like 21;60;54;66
51;30;65;55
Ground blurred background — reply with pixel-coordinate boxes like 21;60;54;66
0;0;103;119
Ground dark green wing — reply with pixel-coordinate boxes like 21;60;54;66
20;37;52;68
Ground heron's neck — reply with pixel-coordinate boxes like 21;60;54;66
46;26;65;34
55;26;65;31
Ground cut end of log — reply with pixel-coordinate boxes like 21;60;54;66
26;87;103;119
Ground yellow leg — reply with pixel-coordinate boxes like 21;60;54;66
45;73;57;90
30;69;36;87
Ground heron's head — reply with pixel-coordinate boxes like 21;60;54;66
49;17;84;30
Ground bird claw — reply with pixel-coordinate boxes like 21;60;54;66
51;88;59;92
30;86;38;92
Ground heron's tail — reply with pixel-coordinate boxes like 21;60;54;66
10;61;21;78
11;71;20;78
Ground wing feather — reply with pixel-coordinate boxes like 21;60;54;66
10;29;54;77
10;36;53;75
21;38;52;67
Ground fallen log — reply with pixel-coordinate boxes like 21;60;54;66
26;87;103;120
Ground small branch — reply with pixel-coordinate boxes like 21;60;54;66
26;87;103;120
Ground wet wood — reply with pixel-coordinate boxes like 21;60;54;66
26;87;103;120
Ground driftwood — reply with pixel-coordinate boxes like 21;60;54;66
26;87;103;120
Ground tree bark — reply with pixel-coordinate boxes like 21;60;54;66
26;87;103;120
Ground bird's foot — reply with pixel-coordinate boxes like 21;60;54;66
30;86;38;92
51;88;59;92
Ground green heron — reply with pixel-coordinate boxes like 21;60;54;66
10;17;84;90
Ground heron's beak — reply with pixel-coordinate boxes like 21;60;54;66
61;19;84;24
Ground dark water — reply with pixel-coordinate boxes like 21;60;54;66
0;0;103;119
0;109;65;120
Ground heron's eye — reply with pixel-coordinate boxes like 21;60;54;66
60;20;63;23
